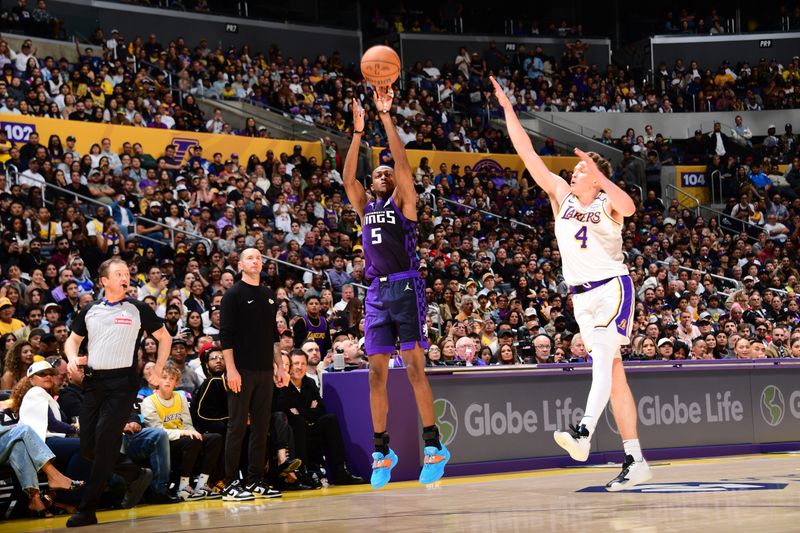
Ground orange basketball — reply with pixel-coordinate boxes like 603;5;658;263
360;45;401;88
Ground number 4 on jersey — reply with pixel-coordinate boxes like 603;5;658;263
574;225;588;249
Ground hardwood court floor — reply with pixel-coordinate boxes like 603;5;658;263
7;453;800;533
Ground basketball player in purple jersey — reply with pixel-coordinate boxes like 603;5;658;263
343;88;449;488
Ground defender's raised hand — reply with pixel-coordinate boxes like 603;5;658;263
489;76;512;110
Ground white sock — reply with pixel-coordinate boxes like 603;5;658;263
623;439;644;462
580;338;616;439
179;476;191;491
195;474;210;490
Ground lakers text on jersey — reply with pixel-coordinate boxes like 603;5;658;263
554;192;628;286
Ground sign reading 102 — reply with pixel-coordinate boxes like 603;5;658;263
1;122;36;142
680;171;706;187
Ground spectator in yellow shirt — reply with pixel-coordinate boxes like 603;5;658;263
0;297;25;336
0;128;13;164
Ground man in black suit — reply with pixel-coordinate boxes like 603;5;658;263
275;350;364;486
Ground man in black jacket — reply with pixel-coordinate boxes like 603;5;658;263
275;350;363;486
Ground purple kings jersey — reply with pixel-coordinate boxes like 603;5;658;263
362;196;419;281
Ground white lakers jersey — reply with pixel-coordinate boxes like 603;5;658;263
554;192;628;286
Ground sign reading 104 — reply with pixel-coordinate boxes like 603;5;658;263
1;122;36;142
680;171;706;188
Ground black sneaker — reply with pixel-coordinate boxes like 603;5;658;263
278;458;303;478
121;468;152;509
332;465;366;485
221;479;255;502
245;480;282;499
147;490;181;505
66;511;98;528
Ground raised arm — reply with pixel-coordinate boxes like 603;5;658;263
490;76;569;205
343;98;368;220
374;88;417;220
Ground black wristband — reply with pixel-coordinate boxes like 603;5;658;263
353;129;364;134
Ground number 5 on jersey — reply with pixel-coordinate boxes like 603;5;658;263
574;225;588;249
371;227;382;244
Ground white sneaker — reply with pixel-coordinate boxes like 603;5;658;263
177;485;205;501
553;424;591;462
606;455;653;491
221;480;255;502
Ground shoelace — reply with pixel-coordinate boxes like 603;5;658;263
424;453;445;465
373;458;393;469
568;423;584;438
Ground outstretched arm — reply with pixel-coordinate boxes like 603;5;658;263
343;98;368;221
574;148;636;218
374;88;417;220
490;76;569;207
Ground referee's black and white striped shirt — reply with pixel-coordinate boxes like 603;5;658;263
71;298;163;370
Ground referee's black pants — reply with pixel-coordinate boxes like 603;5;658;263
225;369;273;484
78;369;141;512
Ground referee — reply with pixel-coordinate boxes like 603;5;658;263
64;258;172;527
219;248;289;501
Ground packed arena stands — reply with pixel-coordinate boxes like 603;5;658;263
1;7;800;520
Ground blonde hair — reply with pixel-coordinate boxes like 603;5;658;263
585;151;612;178
161;361;181;383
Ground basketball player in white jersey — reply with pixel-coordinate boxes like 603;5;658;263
491;77;652;490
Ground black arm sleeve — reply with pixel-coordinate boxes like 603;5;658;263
140;304;163;334
130;299;163;334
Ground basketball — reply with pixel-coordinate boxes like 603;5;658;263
360;45;401;88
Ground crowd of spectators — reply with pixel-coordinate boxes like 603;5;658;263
3;20;800;521
0;0;63;39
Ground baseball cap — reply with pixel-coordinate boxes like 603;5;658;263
175;184;187;191
481;272;494;282
499;330;515;338
27;360;56;377
172;337;187;347
657;338;673;348
465;280;478;288
698;311;712;321
648;315;660;324
743;275;755;282
0;297;12;309
66;135;76;142
524;308;537;317
694;129;702;134
198;342;218;359
44;302;60;312
149;201;161;207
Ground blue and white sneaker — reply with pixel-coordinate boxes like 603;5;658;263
370;448;398;489
419;444;450;485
